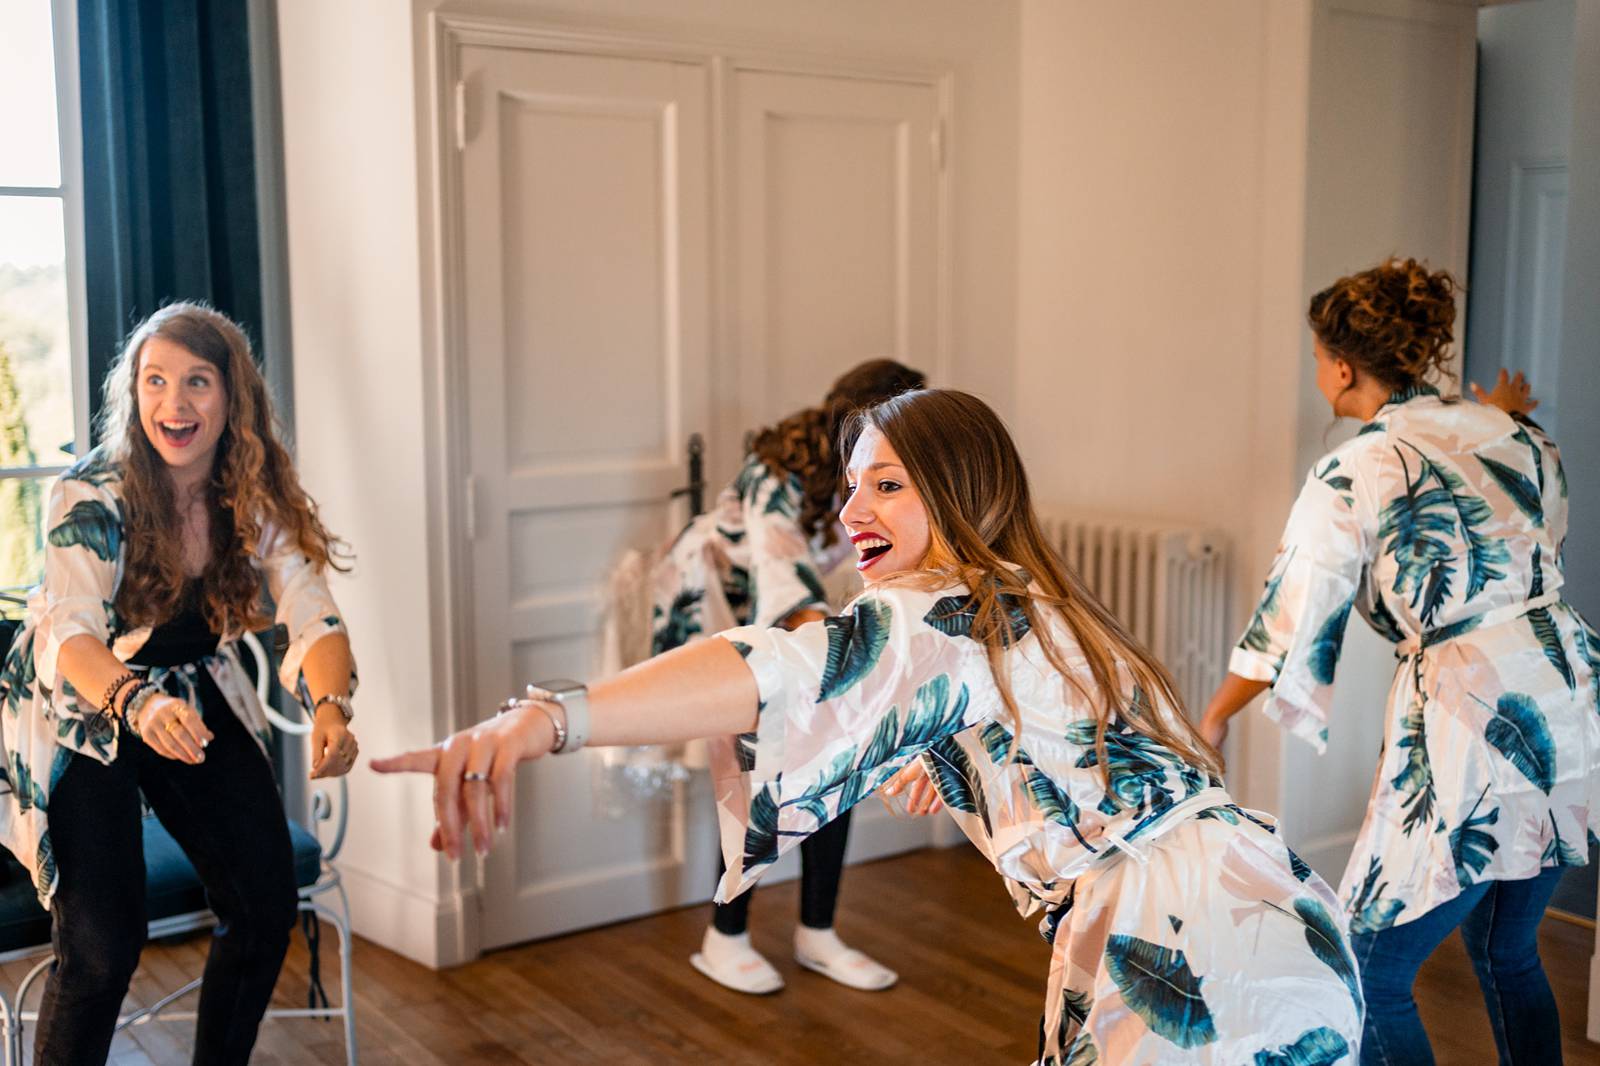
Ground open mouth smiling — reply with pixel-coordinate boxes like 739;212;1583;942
158;419;201;447
851;531;894;571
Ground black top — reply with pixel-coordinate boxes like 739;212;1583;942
127;580;221;669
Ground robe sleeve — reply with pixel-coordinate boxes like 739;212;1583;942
710;586;991;900
32;475;123;713
257;520;358;702
1229;451;1370;753
1517;417;1569;553
742;466;829;630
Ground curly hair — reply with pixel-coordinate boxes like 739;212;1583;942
97;302;349;635
1307;257;1461;390
750;359;926;544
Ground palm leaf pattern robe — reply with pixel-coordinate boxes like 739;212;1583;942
649;453;840;651
0;448;355;905
1232;386;1600;936
714;580;1363;1064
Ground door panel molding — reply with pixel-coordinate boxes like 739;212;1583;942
421;12;953;961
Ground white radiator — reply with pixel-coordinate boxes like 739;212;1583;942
1036;510;1229;718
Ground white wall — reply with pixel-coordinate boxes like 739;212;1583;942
276;0;468;967
276;0;1019;967
1015;0;1314;812
1014;0;1477;874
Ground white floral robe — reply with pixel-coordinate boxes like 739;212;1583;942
0;448;354;905
650;454;843;652
713;580;1364;1065
1232;385;1600;936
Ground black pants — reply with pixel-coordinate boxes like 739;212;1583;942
35;675;298;1066
713;806;853;935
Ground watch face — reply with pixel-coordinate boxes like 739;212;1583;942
536;679;585;697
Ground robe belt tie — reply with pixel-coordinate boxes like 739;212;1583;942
133;659;209;713
1397;592;1560;658
1093;786;1234;867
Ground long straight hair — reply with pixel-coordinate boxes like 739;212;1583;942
846;389;1222;784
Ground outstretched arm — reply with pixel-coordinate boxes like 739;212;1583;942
371;637;757;858
1197;673;1271;763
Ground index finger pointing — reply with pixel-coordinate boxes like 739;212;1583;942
370;749;443;774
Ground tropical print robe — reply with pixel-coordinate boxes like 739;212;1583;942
0;448;354;905
1232;385;1600;935
649;453;843;652
712;579;1364;1064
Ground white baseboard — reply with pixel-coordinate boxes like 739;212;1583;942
338;862;479;969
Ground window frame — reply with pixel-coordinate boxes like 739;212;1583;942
0;0;91;488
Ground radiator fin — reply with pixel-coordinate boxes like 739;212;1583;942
1037;510;1229;718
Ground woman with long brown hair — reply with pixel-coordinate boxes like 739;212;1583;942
1200;257;1600;1064
378;389;1363;1064
0;302;360;1063
647;358;923;994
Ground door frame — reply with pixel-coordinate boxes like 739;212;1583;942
416;9;955;963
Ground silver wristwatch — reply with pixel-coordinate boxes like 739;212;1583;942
526;679;589;754
314;693;355;723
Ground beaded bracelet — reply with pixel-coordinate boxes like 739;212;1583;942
100;671;139;716
121;683;159;738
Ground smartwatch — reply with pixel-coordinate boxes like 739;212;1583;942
527;679;589;754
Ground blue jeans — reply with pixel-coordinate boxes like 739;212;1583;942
1350;868;1564;1065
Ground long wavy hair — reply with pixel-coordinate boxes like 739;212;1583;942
751;359;925;544
97;302;348;635
846;389;1222;785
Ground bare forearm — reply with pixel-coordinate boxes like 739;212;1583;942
300;632;354;703
586;638;760;746
1201;673;1271;726
371;631;764;859
57;634;136;714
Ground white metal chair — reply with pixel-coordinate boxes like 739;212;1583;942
0;629;357;1064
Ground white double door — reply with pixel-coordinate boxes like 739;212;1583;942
455;40;943;950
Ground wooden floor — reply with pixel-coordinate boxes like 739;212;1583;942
5;846;1598;1064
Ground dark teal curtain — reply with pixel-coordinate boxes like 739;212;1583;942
78;0;265;432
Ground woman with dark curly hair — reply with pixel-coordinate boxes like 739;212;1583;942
0;303;359;1064
645;359;923;995
1199;258;1600;1063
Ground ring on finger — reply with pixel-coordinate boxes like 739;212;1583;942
462;771;490;783
165;719;182;734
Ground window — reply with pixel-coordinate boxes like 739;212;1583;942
1;0;89;594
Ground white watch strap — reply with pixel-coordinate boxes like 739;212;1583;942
528;680;589;754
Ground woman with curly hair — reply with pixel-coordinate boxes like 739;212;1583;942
1200;257;1600;1063
644;359;923;995
376;388;1364;1064
0;303;359;1064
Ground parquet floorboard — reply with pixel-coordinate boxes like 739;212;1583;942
4;847;1597;1063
